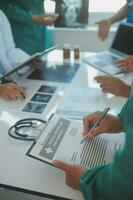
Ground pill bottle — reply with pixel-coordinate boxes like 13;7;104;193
63;44;70;59
74;45;80;59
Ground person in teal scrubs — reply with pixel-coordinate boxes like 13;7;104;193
0;0;57;55
93;0;133;99
53;86;133;199
96;0;133;41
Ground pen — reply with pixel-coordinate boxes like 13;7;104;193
80;107;110;144
12;81;26;99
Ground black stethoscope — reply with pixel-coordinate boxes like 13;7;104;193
8;118;46;141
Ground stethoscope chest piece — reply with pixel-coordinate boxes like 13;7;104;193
8;118;46;141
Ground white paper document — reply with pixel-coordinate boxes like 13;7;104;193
0;79;61;118
56;87;103;119
27;114;125;168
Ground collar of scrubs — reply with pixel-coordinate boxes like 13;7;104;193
127;0;133;22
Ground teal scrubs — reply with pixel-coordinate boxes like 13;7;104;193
80;87;133;200
127;0;133;23
0;0;46;55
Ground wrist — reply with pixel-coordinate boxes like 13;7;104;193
112;116;123;132
107;114;123;133
122;85;132;98
0;84;3;95
108;17;116;25
32;15;41;23
107;18;113;25
31;15;37;23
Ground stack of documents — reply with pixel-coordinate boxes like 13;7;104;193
56;87;104;119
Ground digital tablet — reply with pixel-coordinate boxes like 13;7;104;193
0;45;59;80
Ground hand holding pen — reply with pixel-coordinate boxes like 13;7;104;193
81;107;110;144
0;81;26;101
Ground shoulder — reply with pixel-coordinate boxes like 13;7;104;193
0;9;10;26
0;9;5;17
0;9;7;21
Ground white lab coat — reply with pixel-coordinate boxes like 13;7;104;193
0;10;30;72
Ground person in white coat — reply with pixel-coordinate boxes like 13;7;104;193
0;9;29;73
0;9;29;101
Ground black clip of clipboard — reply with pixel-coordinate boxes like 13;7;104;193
26;113;55;166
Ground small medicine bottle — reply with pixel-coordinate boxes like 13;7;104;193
63;44;70;59
74;45;80;59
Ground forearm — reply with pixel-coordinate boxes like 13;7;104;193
108;4;129;24
109;115;123;133
80;148;133;200
103;114;123;133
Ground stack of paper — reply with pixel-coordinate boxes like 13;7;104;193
56;87;103;119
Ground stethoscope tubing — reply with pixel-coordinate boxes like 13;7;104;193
8;118;46;141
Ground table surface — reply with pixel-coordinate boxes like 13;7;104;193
0;50;132;200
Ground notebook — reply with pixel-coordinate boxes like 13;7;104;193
84;22;133;75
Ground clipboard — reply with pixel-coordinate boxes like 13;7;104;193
26;113;125;169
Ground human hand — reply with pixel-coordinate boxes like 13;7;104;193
32;14;58;25
95;75;131;97
53;160;86;190
29;56;43;70
43;14;59;26
32;15;46;24
0;83;26;101
117;55;133;72
82;111;123;138
95;19;112;41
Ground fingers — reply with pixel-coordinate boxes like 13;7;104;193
95;75;119;85
95;20;109;41
116;58;126;67
117;56;133;72
32;15;57;25
82;115;90;136
95;76;113;90
29;57;43;69
14;90;25;100
44;16;56;25
10;84;26;100
95;75;110;83
116;58;128;71
3;91;19;101
88;126;104;138
5;90;23;101
83;122;104;138
0;83;26;101
82;112;101;136
4;93;15;101
17;86;26;99
99;30;108;41
53;160;84;190
30;62;42;69
98;82;115;94
95;76;108;93
53;160;72;172
82;111;109;138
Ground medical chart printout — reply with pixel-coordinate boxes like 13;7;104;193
27;114;125;168
56;87;103;119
